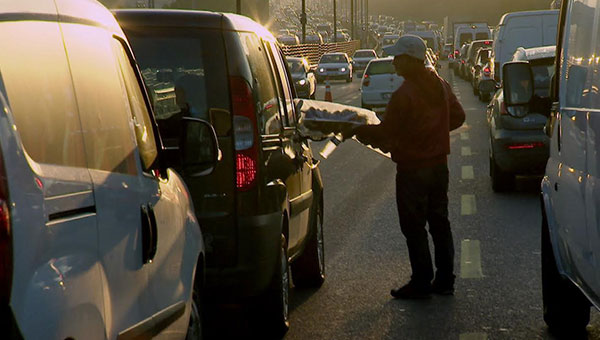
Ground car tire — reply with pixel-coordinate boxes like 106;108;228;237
186;275;205;340
541;207;590;337
346;75;352;83
262;235;290;338
490;152;514;192
292;199;325;288
479;92;490;102
472;85;479;96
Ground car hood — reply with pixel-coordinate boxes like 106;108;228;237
318;63;349;68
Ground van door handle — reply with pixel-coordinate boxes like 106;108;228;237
141;204;158;264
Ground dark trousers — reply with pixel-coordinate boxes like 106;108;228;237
395;163;455;286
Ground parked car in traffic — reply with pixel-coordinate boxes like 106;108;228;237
471;48;495;101
287;57;317;99
502;2;600;336
305;32;324;44
2;2;220;339
277;34;300;45
464;39;493;81
491;9;559;82
381;34;400;55
456;43;470;78
360;57;404;117
351;49;378;73
316;52;353;82
487;45;555;192
116;9;328;337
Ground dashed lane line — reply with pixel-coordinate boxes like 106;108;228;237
460;132;469;140
461;194;476;215
461;165;474;180
459;333;488;340
460;239;484;279
461;146;472;156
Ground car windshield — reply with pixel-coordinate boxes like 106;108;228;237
478;50;491;64
366;61;395;75
287;59;305;74
383;38;397;45
320;55;346;63
354;51;376;58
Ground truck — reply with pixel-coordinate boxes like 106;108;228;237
445;18;489;69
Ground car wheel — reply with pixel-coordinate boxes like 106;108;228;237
541;207;590;336
262;235;290;338
346;75;352;83
480;92;490;102
490;152;514;192
292;199;325;288
472;85;479;96
186;278;204;340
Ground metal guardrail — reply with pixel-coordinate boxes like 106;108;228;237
280;40;361;66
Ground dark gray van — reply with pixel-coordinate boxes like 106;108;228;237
115;10;327;337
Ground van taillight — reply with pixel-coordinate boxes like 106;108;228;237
363;74;370;87
230;76;258;191
484;67;491;75
454;50;459;56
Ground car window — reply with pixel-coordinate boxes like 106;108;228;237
239;33;283;135
268;42;296;127
475;32;489;40
565;0;594;108
112;39;158;171
62;24;137;175
123;27;230;138
287;59;305;74
366;61;395;75
0;21;87;168
459;33;472;46
354;51;376;58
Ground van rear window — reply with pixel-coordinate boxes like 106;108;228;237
123;27;229;139
366;61;395;75
460;33;472;46
475;32;489;40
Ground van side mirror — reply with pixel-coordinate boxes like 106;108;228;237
180;117;221;177
503;61;534;106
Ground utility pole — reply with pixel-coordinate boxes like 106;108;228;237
333;0;337;42
236;0;241;14
350;0;354;40
301;0;307;43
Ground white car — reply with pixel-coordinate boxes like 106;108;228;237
360;58;404;116
316;53;353;83
352;49;378;73
0;1;219;338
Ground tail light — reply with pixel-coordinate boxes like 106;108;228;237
363;74;370;87
230;76;258;191
483;67;491;75
500;101;508;115
507;142;545;150
0;147;10;305
461;60;465;64
454;50;459;56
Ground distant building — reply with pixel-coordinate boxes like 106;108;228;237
98;0;270;25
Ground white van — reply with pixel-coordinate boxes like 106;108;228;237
0;0;219;338
453;25;492;55
502;1;600;336
491;9;559;81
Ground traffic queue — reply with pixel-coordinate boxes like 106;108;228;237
1;0;600;339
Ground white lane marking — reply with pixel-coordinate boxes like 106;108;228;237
461;239;484;279
460;132;469;140
461;194;476;215
461;146;472;156
459;333;488;340
462;166;474;180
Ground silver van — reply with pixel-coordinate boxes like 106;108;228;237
503;0;600;337
0;1;219;338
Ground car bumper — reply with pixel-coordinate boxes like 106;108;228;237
491;129;549;174
204;211;282;300
361;91;392;107
317;71;350;79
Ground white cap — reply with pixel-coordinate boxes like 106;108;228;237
383;34;427;60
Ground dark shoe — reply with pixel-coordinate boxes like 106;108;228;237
390;282;432;299
432;280;454;295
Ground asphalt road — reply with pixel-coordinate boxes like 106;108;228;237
281;64;600;340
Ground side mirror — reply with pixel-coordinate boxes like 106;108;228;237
180;117;221;177
503;61;534;106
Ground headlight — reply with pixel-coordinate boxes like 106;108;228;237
298;79;307;86
341;67;347;72
319;68;325;73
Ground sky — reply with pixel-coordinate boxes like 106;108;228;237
365;0;553;24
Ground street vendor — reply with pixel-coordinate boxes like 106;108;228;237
348;35;465;299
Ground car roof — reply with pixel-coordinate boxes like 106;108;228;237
499;9;559;25
113;9;276;43
355;49;376;52
513;46;556;61
322;52;346;56
1;0;123;35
